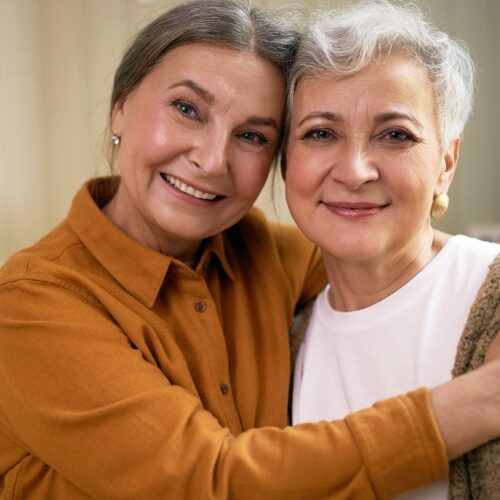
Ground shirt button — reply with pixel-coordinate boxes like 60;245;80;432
202;261;210;271
194;301;207;313
219;383;229;395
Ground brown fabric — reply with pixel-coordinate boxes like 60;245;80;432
449;253;500;500
289;300;315;373
0;178;447;499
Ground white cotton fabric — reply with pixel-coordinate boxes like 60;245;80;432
293;235;499;500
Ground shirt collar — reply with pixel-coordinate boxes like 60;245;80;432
203;230;237;282
67;178;236;308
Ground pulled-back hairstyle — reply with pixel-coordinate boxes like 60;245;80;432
105;0;299;166
289;0;476;150
111;0;299;117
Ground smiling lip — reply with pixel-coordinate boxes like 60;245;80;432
323;201;387;218
159;173;222;202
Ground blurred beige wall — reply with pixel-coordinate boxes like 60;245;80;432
1;0;499;263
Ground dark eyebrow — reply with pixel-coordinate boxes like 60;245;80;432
166;83;278;130
246;116;280;131
169;79;215;105
297;111;343;127
374;112;423;130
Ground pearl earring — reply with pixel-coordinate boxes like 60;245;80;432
112;134;121;146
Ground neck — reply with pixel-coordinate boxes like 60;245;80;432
102;194;200;267
323;227;449;312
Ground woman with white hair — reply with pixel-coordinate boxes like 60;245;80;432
286;1;499;498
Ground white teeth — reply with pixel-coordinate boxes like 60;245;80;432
164;174;217;200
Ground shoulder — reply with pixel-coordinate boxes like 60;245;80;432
448;234;500;261
436;235;499;283
451;253;500;498
0;221;101;306
230;207;311;244
453;252;500;376
231;207;319;264
227;208;327;306
471;253;500;314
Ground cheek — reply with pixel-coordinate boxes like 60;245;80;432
285;153;315;201
125;105;173;161
233;158;273;199
389;172;434;224
136;122;173;162
285;166;313;222
391;149;442;196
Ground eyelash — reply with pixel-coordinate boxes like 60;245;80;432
303;128;335;141
380;129;416;143
302;128;418;144
172;100;199;120
238;131;268;145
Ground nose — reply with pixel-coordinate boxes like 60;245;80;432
330;139;378;190
188;127;229;177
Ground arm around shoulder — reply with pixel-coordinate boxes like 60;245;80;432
0;274;451;499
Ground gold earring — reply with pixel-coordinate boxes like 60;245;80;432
431;193;449;219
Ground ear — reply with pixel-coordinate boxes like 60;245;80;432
111;97;126;137
436;136;460;193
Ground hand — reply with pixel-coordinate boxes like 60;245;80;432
484;330;500;363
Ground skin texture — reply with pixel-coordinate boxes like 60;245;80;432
285;54;460;311
105;43;285;265
432;358;500;460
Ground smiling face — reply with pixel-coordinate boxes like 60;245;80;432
107;43;285;261
285;54;459;265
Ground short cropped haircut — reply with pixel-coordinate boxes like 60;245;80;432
289;0;476;150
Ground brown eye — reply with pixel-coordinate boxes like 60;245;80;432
384;129;414;142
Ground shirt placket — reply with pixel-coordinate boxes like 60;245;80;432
174;264;243;435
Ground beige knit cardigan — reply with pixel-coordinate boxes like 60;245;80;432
449;253;499;499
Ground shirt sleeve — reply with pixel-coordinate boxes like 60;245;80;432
0;278;447;500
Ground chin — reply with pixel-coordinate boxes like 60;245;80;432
319;235;382;263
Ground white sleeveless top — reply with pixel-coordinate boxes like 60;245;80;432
293;235;499;500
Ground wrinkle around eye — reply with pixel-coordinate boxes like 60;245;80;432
238;131;268;145
375;130;422;151
303;128;335;141
377;126;419;142
174;101;197;118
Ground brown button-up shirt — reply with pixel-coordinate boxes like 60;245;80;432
0;178;447;499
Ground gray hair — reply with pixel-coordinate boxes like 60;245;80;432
111;0;299;114
288;0;476;150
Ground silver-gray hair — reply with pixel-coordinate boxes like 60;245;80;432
289;0;476;150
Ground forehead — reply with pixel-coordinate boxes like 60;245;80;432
293;54;435;119
145;43;285;94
